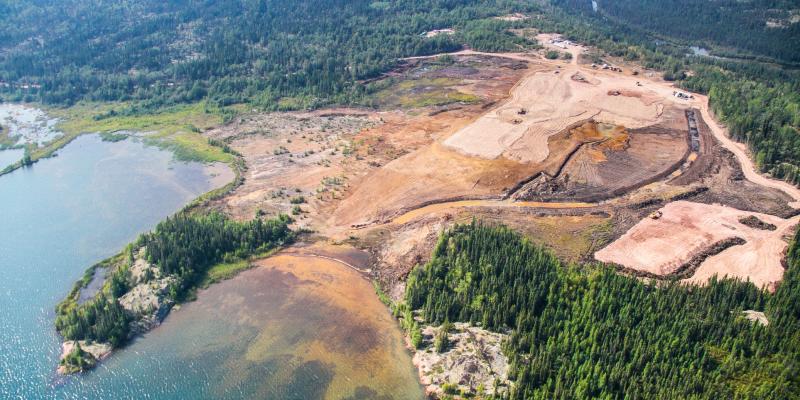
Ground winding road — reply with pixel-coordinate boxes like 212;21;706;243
694;95;800;207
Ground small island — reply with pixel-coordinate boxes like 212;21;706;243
55;212;294;373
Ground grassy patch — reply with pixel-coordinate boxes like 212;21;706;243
399;90;479;108
371;78;480;109
394;77;460;90
1;101;240;177
52;102;234;163
198;248;280;288
497;214;613;262
201;259;251;287
98;131;129;142
276;96;306;110
0;124;21;149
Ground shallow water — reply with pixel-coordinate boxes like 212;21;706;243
0;103;62;146
0;148;23;169
0;113;422;399
70;254;424;399
0;134;229;398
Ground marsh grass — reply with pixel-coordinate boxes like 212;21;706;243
0;101;241;177
371;77;480;108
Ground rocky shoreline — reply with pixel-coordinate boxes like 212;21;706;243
410;322;510;399
57;341;112;375
57;249;178;374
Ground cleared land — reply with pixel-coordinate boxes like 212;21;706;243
199;35;799;295
684;212;799;291
595;201;790;289
443;35;674;164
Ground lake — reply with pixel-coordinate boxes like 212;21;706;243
69;254;424;399
0;117;422;399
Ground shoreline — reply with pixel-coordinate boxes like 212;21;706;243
41;124;245;375
43;40;800;386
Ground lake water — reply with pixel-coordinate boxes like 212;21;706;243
0;133;231;398
69;254;424;399
0;148;23;169
0;122;422;399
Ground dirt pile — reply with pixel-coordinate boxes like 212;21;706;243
442;57;676;164
595;201;794;289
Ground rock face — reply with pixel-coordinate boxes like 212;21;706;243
129;249;160;284
58;250;179;374
118;276;177;335
511;173;572;201
57;340;112;375
743;310;769;326
413;323;510;398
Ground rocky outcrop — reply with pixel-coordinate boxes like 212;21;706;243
413;323;509;398
119;276;177;335
742;310;769;326
57;340;112;374
129;249;161;284
510;173;573;201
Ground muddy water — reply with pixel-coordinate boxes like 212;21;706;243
81;254;424;399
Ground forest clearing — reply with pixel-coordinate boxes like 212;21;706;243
190;32;800;322
4;1;800;398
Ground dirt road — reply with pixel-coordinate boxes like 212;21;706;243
406;47;800;209
390;199;596;225
694;95;800;207
401;50;535;62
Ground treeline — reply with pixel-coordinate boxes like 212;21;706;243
542;1;800;185
406;222;800;398
55;213;293;346
682;64;800;183
0;0;538;109
591;0;800;64
139;212;294;293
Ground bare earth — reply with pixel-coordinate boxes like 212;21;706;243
207;32;800;298
183;33;800;397
595;201;793;289
442;51;670;163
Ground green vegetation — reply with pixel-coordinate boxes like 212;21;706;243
2;0;798;189
98;131;128;143
201;260;249;288
406;222;800;398
396;302;424;349
139;212;294;295
0;124;21;149
372;280;394;308
544;50;560;60
0;102;241;178
434;320;452;353
583;0;800;63
53;102;236;163
0;0;541;109
56;213;294;348
55;290;131;348
370;77;481;109
459;18;534;52
59;343;97;374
